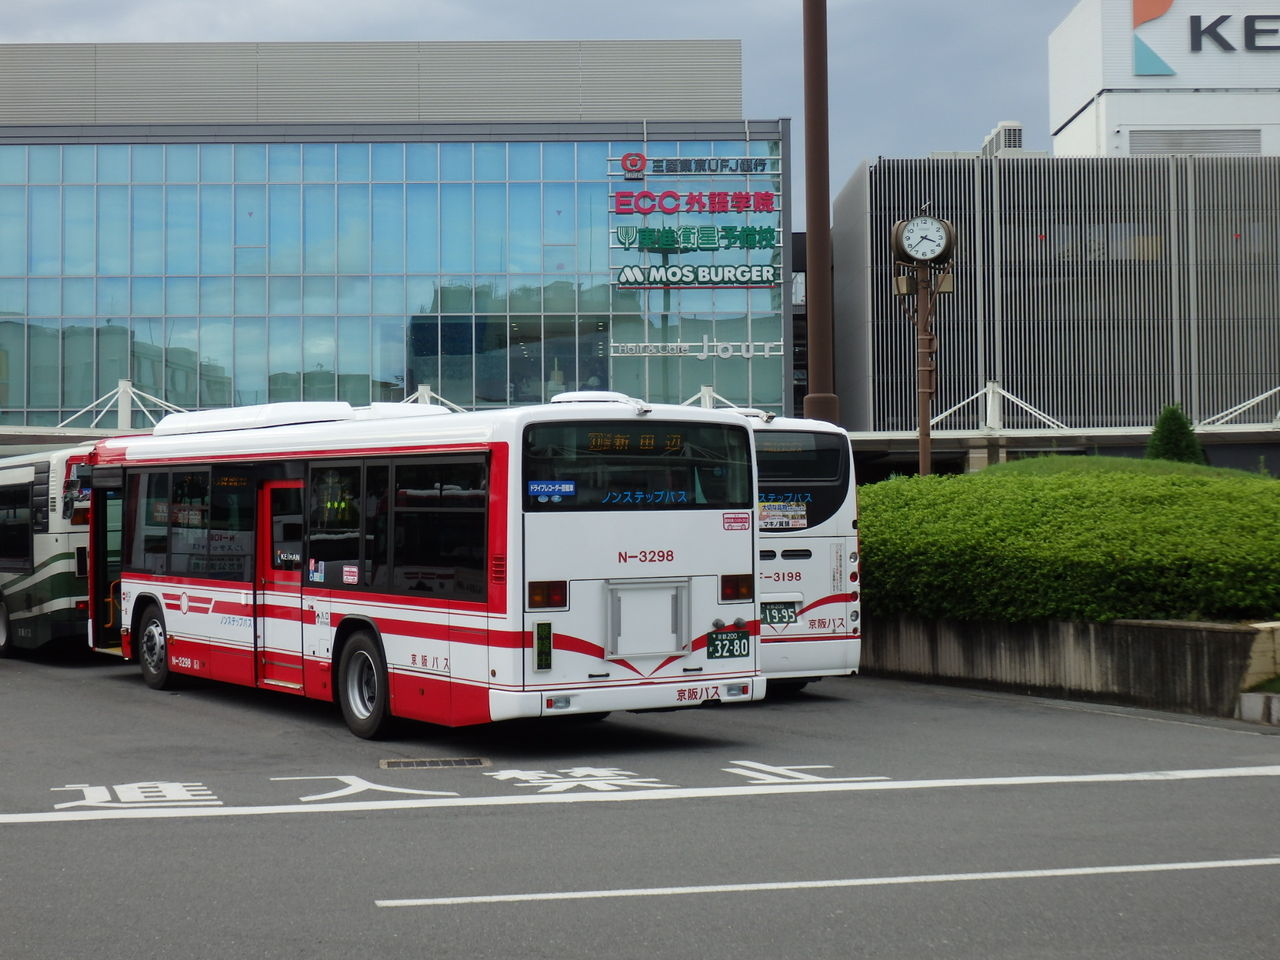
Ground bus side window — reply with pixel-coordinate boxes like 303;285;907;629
391;457;487;600
365;465;389;587
169;471;210;576
306;464;362;585
210;469;255;581
123;471;170;574
270;487;303;573
0;483;33;570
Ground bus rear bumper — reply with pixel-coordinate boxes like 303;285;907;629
759;636;862;679
489;676;766;722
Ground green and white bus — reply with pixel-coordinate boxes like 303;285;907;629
0;445;94;656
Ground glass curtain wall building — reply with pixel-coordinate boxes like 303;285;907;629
0;41;789;428
0;136;786;426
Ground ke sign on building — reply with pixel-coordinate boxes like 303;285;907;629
1050;0;1280;135
1059;0;1280;86
1132;0;1280;76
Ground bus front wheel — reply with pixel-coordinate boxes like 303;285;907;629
338;631;392;740
137;604;173;690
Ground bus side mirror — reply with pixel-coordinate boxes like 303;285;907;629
62;478;78;520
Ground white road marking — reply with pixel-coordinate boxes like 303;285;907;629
376;857;1280;907
3;764;1279;826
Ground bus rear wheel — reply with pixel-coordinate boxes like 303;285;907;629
0;599;12;658
137;604;174;689
338;631;392;739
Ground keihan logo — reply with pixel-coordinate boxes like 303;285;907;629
1134;0;1177;75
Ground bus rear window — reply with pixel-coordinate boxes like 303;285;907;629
755;431;848;481
523;421;752;512
756;431;851;530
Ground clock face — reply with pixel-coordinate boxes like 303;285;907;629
901;216;949;261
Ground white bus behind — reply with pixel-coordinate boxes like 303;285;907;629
0;445;93;656
750;415;861;689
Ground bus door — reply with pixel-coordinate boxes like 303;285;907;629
87;467;124;655
255;480;304;691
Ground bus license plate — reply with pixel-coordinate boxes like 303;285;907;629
706;629;750;659
761;602;798;625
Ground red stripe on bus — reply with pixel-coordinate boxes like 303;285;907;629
211;598;253;617
797;593;857;618
759;634;861;644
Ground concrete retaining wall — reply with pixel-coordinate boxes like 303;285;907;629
862;616;1278;719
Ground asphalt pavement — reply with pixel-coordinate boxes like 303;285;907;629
3;649;1278;960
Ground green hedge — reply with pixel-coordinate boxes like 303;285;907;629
858;456;1280;623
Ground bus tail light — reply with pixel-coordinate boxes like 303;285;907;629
528;580;568;609
720;573;753;603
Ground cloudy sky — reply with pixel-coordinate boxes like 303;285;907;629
6;0;1084;227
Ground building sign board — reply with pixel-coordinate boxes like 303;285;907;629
610;337;785;360
615;225;778;252
615;264;779;288
607;147;784;293
612;152;780;177
1051;0;1280;133
612;190;777;215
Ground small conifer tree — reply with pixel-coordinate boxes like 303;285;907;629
1145;404;1207;464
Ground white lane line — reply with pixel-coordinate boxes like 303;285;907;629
375;857;1280;908
4;765;1280;826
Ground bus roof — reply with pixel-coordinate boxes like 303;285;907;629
92;396;753;465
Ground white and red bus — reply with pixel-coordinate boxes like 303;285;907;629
83;394;762;737
749;414;861;690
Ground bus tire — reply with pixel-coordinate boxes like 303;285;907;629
0;599;12;658
338;631;392;739
769;679;811;696
137;604;174;690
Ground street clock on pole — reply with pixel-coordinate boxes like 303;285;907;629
892;215;954;262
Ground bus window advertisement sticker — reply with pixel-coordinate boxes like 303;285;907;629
759;501;808;529
722;513;751;531
308;559;325;583
528;480;576;503
342;565;359;585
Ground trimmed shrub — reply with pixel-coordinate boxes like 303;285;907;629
859;456;1280;623
1145;404;1207;464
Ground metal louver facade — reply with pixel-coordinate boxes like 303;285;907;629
833;155;1280;438
0;41;743;125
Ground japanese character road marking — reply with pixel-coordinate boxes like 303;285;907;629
271;775;459;802
721;761;889;785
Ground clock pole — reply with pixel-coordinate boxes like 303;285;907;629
915;257;935;476
891;214;954;477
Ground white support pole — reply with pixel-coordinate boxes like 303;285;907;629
1200;386;1280;426
985;380;1003;431
116;379;132;431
